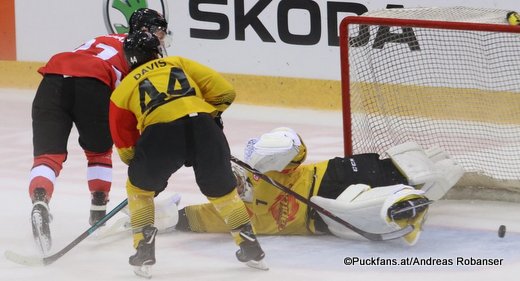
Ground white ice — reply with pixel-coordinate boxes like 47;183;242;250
0;89;519;281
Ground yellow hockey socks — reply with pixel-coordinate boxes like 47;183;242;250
126;180;155;248
207;189;252;245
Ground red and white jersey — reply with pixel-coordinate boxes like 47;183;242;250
38;34;130;90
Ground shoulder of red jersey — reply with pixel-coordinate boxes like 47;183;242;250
96;33;127;43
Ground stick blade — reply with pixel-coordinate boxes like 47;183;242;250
4;250;45;266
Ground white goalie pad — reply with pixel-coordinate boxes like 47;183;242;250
386;142;436;185
244;129;301;173
121;193;180;231
310;184;426;242
154;193;181;231
422;158;464;200
386;142;464;200
99;193;181;239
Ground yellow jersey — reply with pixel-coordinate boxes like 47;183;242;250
184;160;330;235
109;56;235;164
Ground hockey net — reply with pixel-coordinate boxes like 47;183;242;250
339;7;520;201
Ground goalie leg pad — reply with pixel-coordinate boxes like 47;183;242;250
386;142;464;200
421;158;464;200
424;146;449;163
386;142;436;185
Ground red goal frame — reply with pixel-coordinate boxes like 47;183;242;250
339;16;520;156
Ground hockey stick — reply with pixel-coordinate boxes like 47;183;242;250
4;199;128;266
230;155;414;241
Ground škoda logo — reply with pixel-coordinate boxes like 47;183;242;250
103;0;169;34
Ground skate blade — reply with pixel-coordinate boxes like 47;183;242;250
32;213;51;255
133;265;153;279
34;237;51;256
246;259;269;271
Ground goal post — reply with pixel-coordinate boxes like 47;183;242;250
339;7;520;201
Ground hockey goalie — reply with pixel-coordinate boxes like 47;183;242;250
103;127;464;245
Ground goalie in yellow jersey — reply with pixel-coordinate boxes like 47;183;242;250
155;127;464;246
109;31;267;277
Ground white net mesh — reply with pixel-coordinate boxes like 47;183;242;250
341;7;520;201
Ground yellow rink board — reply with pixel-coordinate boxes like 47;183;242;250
352;82;520;125
0;60;343;111
1;61;519;124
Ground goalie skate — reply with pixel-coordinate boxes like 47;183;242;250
388;197;432;221
386;195;430;245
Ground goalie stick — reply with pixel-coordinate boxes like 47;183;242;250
5;199;128;266
230;155;414;241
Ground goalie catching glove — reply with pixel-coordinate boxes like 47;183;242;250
311;184;429;245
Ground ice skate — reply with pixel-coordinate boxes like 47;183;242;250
129;225;158;279
89;191;109;226
387;197;432;221
31;188;52;255
387;195;430;245
235;224;268;271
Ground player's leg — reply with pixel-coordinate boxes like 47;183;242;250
30;74;74;254
191;114;267;269
72;77;113;225
126;121;186;278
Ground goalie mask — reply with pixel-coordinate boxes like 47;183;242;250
244;127;307;173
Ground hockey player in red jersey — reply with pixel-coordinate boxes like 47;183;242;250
29;8;168;255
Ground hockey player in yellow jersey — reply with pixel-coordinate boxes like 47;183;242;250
170;127;464;245
109;31;267;278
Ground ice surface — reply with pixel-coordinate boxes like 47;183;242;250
0;89;519;281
